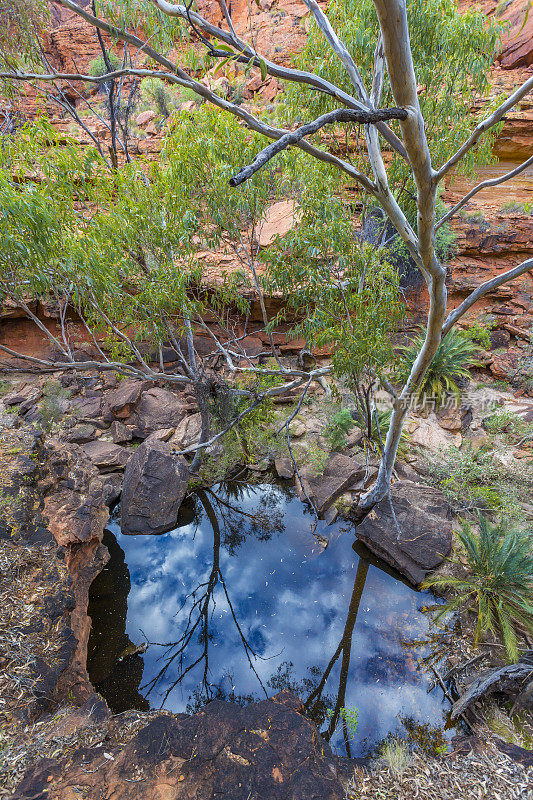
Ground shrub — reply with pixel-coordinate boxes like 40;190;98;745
140;77;173;118
483;410;533;444
305;443;329;476
464;317;495;350
139;78;202;118
423;515;533;662
88;53;120;79
40;381;70;432
500;201;533;216
425;443;528;518
324;409;355;450
398;327;478;406
379;739;410;779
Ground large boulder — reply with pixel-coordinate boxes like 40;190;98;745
131;388;187;439
169;412;202;450
81;441;131;473
121;440;189;535
13;692;349;800
354;480;453;585
107;380;149;420
296;453;367;515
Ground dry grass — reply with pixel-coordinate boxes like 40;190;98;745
345;744;533;799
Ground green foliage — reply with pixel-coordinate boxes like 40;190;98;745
324;409;355;450
423;516;533;662
0;0;50;90
464;317;495;350
397;328;478;405
305;443;329;476
500;201;533;216
88;52;120;78
339;706;359;737
287;0;501;224
263;163;405;391
426;442;530;519
39;381;70;433
139;77;202;117
0;109;286;361
483;410;533;444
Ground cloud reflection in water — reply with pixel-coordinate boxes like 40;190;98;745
88;481;452;757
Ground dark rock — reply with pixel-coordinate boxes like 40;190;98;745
130;387;187;439
489;328;511;350
23;408;43;425
81;441;130;473
44;483;109;546
297;454;367;515
110;420;133;444
19;393;43;414
354;481;453;585
107;380;149;420
121;439;189;534
13;693;347;800
65;424;96;444
101;473;124;506
70;395;102;420
274;456;295;480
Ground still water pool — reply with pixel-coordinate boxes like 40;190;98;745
87;481;454;757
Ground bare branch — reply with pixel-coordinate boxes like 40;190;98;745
53;0;407;159
301;0;368;102
442;257;533;336
371;34;385;108
436;154;533;229
229;107;407;187
435;74;533;181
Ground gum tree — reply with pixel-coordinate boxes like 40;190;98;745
1;0;532;509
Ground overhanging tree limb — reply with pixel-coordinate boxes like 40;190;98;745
442;257;533;336
436;154;533;229
435;74;533;181
229;107;407;186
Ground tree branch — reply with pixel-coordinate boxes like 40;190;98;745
435;74;533;181
229;107;407;187
54;0;407;160
436;154;533;229
442;257;533;336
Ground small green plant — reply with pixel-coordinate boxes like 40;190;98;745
306;443;329;476
485;703;533;749
379;739;410;779
461;210;486;224
423;515;533;662
339;706;359;737
140;77;173;118
427;443;529;518
324;409;355;450
398;327;478;406
483;410;533;444
40;381;70;433
88;52;120;78
464;317;495;350
500;201;533;216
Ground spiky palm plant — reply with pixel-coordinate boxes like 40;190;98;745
398;327;478;406
423;516;533;662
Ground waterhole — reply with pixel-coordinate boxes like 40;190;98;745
87;480;454;757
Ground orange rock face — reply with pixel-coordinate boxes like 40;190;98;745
458;0;533;69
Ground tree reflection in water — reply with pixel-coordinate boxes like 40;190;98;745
88;481;452;757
